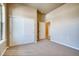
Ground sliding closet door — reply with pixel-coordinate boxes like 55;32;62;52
24;18;35;44
10;17;35;46
10;17;24;46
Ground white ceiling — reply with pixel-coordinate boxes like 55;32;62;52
27;3;64;14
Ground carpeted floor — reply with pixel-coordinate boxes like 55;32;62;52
4;39;79;56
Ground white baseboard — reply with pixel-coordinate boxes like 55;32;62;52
51;40;79;51
1;47;8;56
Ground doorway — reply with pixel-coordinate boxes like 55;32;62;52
45;22;50;40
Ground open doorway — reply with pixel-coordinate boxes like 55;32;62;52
45;21;50;40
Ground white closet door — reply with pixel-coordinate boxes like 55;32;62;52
39;22;45;39
10;17;35;46
24;17;35;44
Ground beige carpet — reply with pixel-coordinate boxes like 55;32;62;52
4;39;79;56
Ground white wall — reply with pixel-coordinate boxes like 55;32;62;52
39;22;45;39
8;4;37;46
46;3;79;50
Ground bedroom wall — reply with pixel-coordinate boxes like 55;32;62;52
46;3;79;50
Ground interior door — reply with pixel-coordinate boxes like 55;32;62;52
10;17;35;46
39;22;45;40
